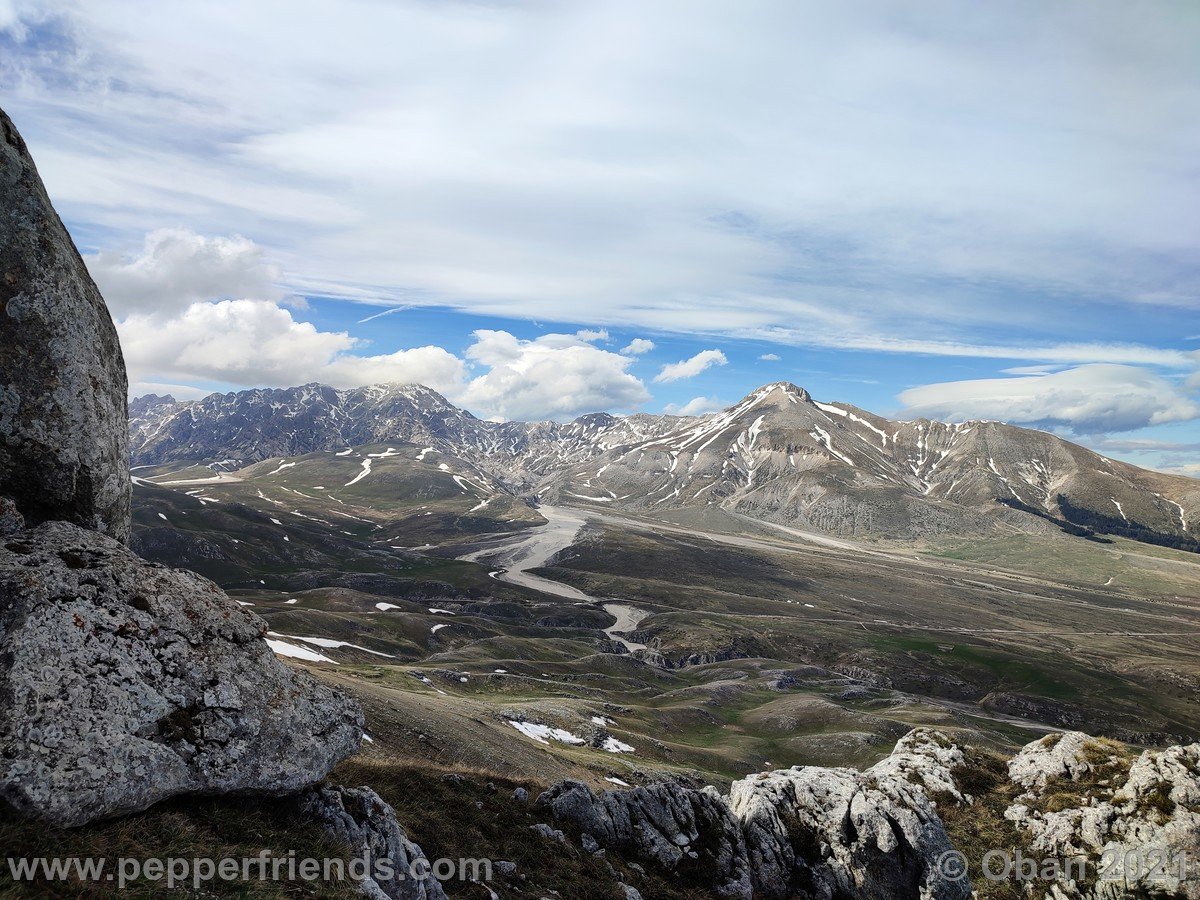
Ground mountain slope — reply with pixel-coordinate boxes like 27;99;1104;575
130;381;1200;546
539;383;1200;542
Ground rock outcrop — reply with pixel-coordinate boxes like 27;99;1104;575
297;785;446;900
0;107;131;542
1004;732;1200;899
731;764;969;900
537;729;970;900
869;727;970;805
537;779;754;898
0;521;363;827
1007;730;1100;793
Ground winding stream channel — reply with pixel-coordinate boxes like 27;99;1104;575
458;505;649;652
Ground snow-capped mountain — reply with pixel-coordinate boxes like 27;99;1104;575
130;381;1200;545
129;384;685;487
536;382;1200;542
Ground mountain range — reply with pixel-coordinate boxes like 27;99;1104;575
130;381;1199;546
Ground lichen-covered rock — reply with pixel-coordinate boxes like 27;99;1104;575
0;108;131;542
1003;733;1200;899
729;764;970;900
1007;731;1098;792
869;728;969;805
0;522;363;827
536;779;754;899
297;785;445;900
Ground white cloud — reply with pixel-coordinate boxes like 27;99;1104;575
460;330;649;421
120;305;644;420
1000;364;1061;375
86;229;282;316
622;338;655;355
898;364;1200;433
575;328;610;343
664;396;726;416
99;227;649;420
759;352;780;361
0;1;19;31
118;299;464;393
129;381;214;401
655;349;728;383
7;0;1199;357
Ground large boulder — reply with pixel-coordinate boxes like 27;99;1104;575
0;107;131;543
297;785;446;900
730;763;970;900
0;521;363;827
536;779;754;899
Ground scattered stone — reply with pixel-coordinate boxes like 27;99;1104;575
538;729;970;900
512;786;530;803
0;522;363;827
297;785;445;900
580;833;600;854
0;107;131;542
494;860;517;877
529;823;567;844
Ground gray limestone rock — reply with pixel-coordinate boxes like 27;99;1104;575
0;521;363;826
730;763;968;900
0;108;131;542
536;779;754;899
297;785;446;900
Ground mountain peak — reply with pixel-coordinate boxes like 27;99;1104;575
747;381;812;404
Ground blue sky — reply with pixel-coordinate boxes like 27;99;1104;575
2;1;1199;474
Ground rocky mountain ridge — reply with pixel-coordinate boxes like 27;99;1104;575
131;380;1200;545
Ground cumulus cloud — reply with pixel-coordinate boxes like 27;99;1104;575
898;364;1200;433
622;338;655;355
759;352;780;361
459;330;649;421
118;299;464;393
86;229;283;316
655;349;728;383
100;228;650;420
664;396;726;416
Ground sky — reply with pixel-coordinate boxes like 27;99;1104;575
2;0;1199;474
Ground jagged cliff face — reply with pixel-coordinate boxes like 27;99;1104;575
131;380;1199;545
0;107;131;542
